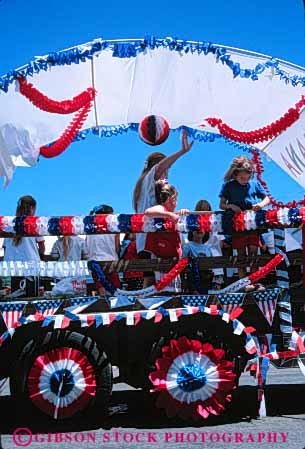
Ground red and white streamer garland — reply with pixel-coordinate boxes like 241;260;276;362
40;101;93;158
18;77;95;114
204;96;305;144
209;253;284;293
17;77;95;159
251;150;305;208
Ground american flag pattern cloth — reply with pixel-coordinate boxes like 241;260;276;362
181;295;209;307
33;299;63;317
217;293;245;314
252;289;280;326
0;302;26;329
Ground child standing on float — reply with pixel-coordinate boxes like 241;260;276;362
133;131;193;286
145;181;189;291
219;156;270;292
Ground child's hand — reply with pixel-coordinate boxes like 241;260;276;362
177;208;189;215
228;204;241;213
181;130;194;153
252;203;262;211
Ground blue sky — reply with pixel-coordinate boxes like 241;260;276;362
0;0;304;216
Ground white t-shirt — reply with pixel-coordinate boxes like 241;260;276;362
135;165;158;254
51;236;87;261
85;234;118;261
205;233;224;276
3;236;44;262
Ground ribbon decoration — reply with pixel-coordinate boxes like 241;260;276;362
251;150;305;208
88;257;189;297
40;101;93;158
18;77;95;114
1;210;305;237
209;253;284;293
17;77;95;159
204;96;305;144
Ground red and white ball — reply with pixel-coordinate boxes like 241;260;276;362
139;115;170;145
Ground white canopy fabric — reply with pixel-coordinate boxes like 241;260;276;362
1;38;305;185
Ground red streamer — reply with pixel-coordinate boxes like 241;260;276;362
251;150;305;208
40;101;93;158
299;208;305;223
205;96;305;144
93;215;109;233
131;214;145;233
198;214;211;232
249;253;284;284
59;217;74;235
233;212;246;231
155;257;189;292
265;209;279;226
23;216;39;236
18;77;95;114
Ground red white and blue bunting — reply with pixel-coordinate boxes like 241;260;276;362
0;209;304;237
149;336;236;420
28;347;96;419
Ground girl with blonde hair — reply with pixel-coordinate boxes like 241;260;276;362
219;156;270;291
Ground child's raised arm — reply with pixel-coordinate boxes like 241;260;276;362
154;131;194;180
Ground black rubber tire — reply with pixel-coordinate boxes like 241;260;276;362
10;330;112;421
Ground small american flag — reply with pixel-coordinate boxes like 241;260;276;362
217;293;245;315
181;295;209;307
0;302;26;329
252;289;279;326
33;299;63;317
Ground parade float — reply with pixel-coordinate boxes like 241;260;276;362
0;36;305;422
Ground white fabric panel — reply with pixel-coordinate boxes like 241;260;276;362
1;44;305;183
263;109;305;188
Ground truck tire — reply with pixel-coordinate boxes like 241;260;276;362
10;330;112;420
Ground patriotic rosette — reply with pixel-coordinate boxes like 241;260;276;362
28;347;96;419
149;336;236;420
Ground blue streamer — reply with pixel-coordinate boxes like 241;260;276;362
83;215;96;234
2;36;305;93
87;260;116;295
186;214;200;231
255;209;267;227
117;214;132;233
13;216;26;235
288;208;302;226
48;217;61;235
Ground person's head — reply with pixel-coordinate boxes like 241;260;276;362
133;152;166;211
90;204;113;215
188;199;211;243
155;180;178;211
16;195;36;217
195;199;212;212
13;195;37;246
224;156;254;184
